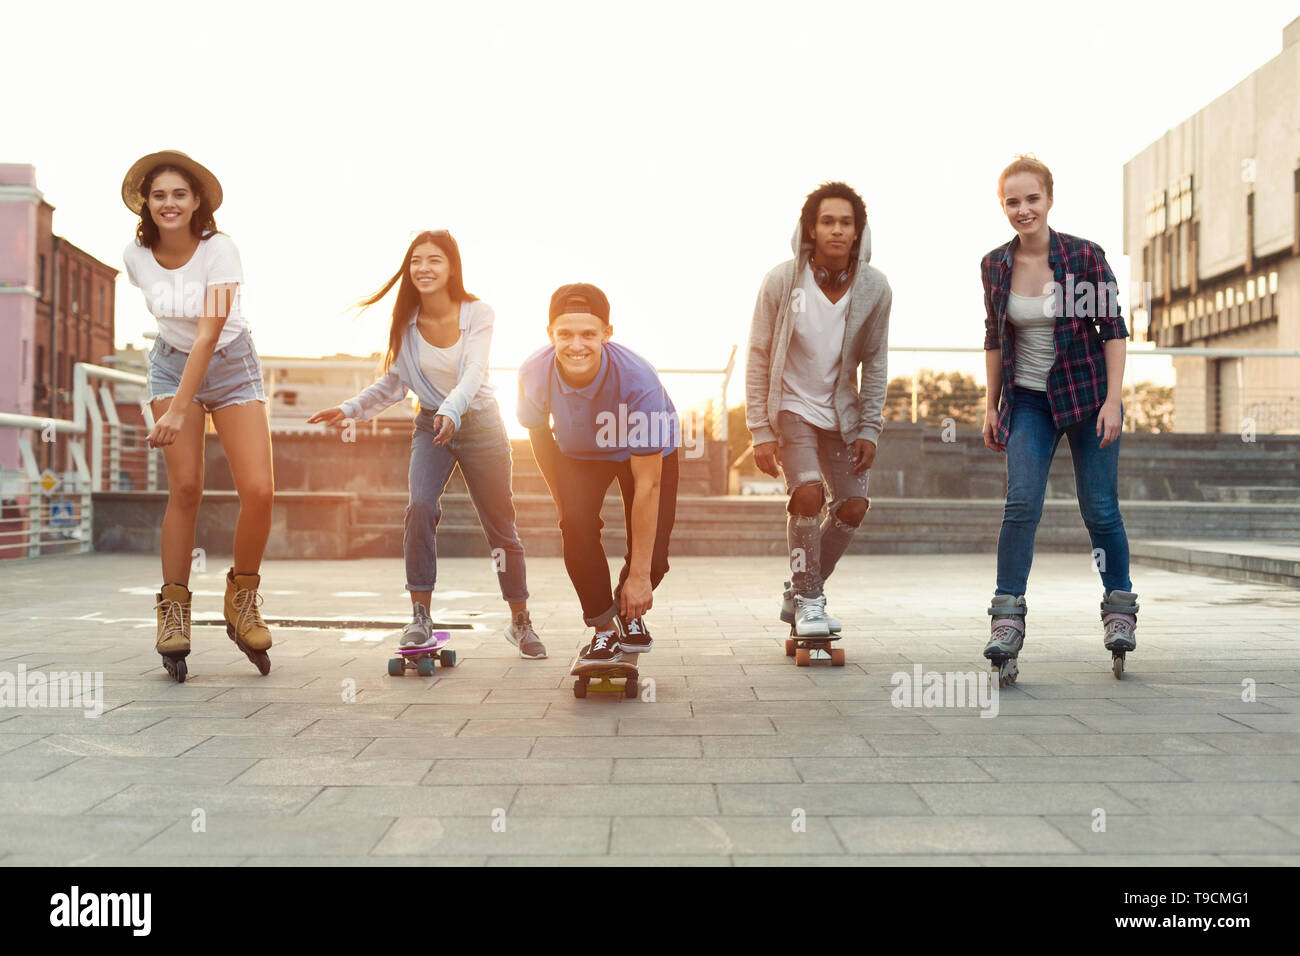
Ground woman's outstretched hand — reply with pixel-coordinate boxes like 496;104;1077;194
307;406;347;427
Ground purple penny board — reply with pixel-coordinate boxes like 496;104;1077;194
397;630;451;655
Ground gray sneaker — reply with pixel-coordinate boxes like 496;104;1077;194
793;593;832;637
505;610;547;659
783;582;841;632
400;603;435;648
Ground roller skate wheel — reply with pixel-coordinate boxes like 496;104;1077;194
830;648;846;667
163;656;187;683
784;639;797;657
795;647;811;667
1112;654;1125;680
252;651;271;676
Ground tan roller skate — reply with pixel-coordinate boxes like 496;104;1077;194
224;568;272;675
155;583;192;683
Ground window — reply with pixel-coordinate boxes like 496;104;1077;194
38;255;46;298
36;345;45;384
1270;271;1279;294
1246;279;1255;300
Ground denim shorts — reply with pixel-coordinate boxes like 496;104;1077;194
776;409;869;505
147;330;267;412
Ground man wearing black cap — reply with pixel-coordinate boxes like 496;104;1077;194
517;283;680;664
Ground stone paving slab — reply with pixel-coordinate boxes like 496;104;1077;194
1;551;1298;864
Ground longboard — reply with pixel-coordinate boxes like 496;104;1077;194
785;629;845;667
388;630;456;677
570;651;641;699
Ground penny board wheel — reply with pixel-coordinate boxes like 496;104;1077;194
387;658;404;677
416;657;435;677
439;649;456;668
784;639;796;657
830;648;846;667
795;647;811;667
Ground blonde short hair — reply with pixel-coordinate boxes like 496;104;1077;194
998;154;1053;202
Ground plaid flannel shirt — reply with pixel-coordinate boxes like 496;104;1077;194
982;228;1128;445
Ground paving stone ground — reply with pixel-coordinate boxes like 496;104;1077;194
1;552;1298;866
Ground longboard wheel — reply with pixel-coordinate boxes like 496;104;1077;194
439;649;456;668
416;657;435;677
387;658;404;677
573;678;588;699
795;647;811;667
784;639;796;657
830;648;846;667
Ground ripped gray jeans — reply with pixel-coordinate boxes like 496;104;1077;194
776;409;870;598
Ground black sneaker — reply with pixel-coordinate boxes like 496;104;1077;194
619;614;653;652
579;624;622;664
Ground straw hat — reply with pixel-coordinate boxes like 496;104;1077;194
120;150;223;214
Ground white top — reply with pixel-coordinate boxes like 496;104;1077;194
779;264;848;430
1006;291;1056;392
417;331;464;401
122;234;249;351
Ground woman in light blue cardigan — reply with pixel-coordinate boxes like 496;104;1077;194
309;230;545;659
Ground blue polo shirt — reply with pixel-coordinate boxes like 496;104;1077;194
517;342;680;460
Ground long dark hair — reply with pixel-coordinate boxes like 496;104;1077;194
357;230;478;372
134;164;218;248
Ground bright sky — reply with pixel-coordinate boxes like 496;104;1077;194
5;0;1297;411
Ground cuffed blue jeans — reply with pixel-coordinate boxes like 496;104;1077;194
405;402;528;602
995;386;1131;596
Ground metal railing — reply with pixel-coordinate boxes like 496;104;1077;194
886;346;1300;434
0;362;157;557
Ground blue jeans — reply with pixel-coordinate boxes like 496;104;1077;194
405;401;528;602
996;386;1131;596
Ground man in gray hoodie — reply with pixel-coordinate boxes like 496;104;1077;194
745;181;891;636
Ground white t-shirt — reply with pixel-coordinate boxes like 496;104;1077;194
417;332;464;400
780;264;848;430
123;234;249;351
1006;291;1055;391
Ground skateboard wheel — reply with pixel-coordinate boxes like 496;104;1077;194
573;678;588;699
624;675;639;699
830;648;846;667
416;657;435;677
439;649;456;668
795;648;811;667
784;639;796;657
387;658;404;677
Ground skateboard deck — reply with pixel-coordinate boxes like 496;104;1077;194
785;629;845;667
388;630;456;676
570;651;640;699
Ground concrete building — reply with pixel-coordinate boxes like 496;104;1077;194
0;165;118;471
1123;16;1300;433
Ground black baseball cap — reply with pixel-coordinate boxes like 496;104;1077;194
548;282;610;324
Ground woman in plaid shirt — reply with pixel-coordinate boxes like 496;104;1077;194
979;156;1139;684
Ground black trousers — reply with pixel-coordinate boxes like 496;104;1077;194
529;427;679;626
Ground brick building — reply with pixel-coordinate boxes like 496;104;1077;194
0;164;118;473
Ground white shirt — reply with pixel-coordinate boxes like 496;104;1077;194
1006;291;1055;391
417;332;464;400
779;264;848;430
123;234;249;351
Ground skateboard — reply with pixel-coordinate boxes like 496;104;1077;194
570;652;641;699
785;628;845;667
388;630;456;677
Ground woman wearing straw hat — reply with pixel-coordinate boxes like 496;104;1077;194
120;150;275;681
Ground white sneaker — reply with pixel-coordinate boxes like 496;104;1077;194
793;594;831;637
783;582;840;632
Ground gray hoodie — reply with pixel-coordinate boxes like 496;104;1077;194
745;220;892;447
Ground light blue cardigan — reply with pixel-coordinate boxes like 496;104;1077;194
340;300;497;429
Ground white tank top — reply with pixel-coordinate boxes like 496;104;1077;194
416;333;463;398
1006;292;1055;392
